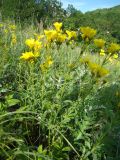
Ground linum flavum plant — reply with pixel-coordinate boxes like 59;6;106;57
20;38;42;62
94;39;106;49
80;26;97;41
1;21;120;160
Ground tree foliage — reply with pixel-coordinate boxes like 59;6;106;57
0;0;65;26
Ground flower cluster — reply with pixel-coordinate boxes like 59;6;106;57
66;30;77;40
53;22;62;32
94;41;120;60
20;38;42;62
19;21;120;75
40;56;53;72
25;38;42;52
89;62;109;77
20;51;39;62
108;43;120;54
94;39;106;48
80;27;97;41
80;57;109;78
44;22;77;44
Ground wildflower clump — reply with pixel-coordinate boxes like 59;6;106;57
44;22;78;45
66;30;77;40
56;33;67;43
44;30;58;42
44;22;67;44
80;56;90;65
25;38;42;52
40;56;53;72
20;37;42;62
20;51;36;62
108;43;120;54
88;62;109;77
80;26;97;41
53;22;62;32
94;38;106;48
80;56;109;78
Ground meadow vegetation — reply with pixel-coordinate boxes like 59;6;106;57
0;1;120;160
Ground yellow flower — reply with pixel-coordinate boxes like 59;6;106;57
94;39;106;48
66;30;77;40
20;51;35;61
46;56;53;66
25;38;42;51
88;62;109;77
53;22;62;32
113;53;118;59
98;67;109;77
44;29;66;43
25;38;35;49
34;40;42;52
80;27;97;40
44;30;57;42
56;33;67;43
89;63;100;73
100;49;105;56
108;43;120;53
40;56;53;72
80;56;91;64
20;50;40;62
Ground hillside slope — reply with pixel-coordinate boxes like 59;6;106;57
84;5;120;41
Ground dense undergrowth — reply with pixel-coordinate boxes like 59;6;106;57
0;21;120;160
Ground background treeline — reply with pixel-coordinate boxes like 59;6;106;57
0;0;120;42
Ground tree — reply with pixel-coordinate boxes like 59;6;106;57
1;0;65;26
63;5;83;30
